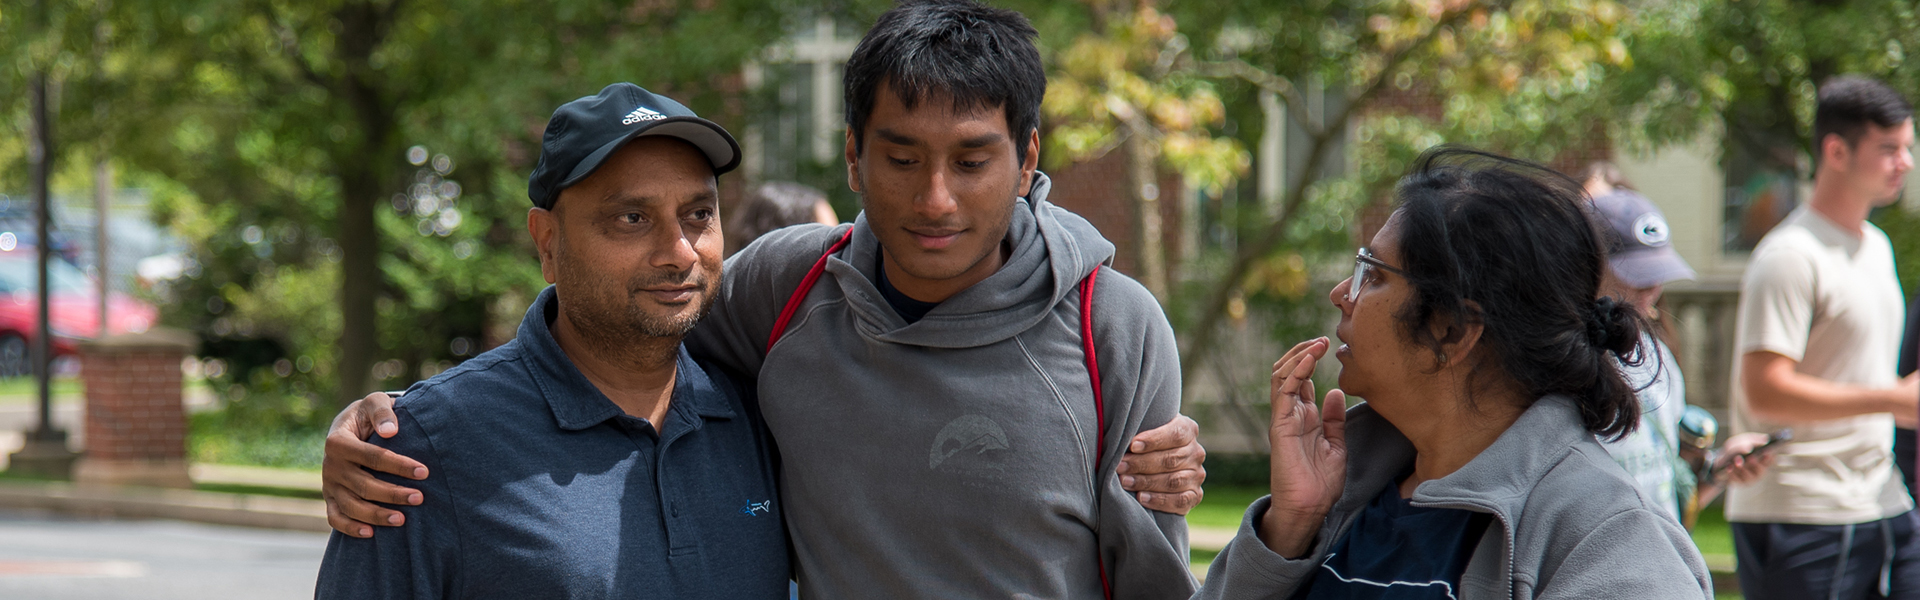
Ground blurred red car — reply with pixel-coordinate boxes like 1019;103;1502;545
0;248;158;376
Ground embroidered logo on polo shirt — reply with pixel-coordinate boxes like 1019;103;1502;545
741;500;773;516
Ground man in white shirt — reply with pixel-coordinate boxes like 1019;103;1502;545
1730;75;1920;599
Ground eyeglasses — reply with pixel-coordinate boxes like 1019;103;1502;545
1347;247;1407;304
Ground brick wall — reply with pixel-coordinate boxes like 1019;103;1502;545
81;351;187;461
1044;149;1186;281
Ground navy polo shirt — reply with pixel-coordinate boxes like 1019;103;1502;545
315;286;789;599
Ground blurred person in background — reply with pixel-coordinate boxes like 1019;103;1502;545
1728;75;1920;599
1582;164;1774;524
1198;148;1710;599
724;181;840;255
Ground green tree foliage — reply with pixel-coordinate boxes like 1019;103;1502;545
1163;0;1647;386
1044;3;1250;300
2;0;806;427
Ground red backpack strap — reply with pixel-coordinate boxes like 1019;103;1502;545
766;226;855;353
1078;266;1113;600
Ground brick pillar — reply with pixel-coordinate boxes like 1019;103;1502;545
73;328;197;489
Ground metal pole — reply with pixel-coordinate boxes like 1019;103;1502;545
30;69;53;436
95;162;109;338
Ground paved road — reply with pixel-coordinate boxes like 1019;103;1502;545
0;508;328;599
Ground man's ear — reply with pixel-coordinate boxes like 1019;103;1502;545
1019;128;1040;196
528;206;561;284
1823;132;1853;171
845;128;863;193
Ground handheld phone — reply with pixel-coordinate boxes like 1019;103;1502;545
1705;429;1791;483
1742;429;1793;458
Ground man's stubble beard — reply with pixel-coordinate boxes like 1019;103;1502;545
556;258;718;359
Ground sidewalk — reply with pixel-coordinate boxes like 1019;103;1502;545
0;462;324;533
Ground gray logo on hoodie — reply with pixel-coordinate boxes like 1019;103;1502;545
929;414;1011;469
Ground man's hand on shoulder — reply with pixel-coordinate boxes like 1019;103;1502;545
323;392;430;537
1120;414;1206;515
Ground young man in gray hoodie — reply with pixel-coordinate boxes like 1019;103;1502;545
318;1;1204;598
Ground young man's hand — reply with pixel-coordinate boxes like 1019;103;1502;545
322;392;428;537
1121;415;1208;515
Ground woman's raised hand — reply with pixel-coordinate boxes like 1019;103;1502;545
1260;337;1348;559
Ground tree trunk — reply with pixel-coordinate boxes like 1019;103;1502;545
1126;129;1167;301
336;167;381;404
331;0;397;405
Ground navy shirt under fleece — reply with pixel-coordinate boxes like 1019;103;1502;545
1295;479;1491;600
315;286;789;600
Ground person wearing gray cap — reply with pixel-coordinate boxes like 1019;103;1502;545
1585;176;1774;527
313;82;788;599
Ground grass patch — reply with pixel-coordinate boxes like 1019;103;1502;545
0;375;82;401
1692;504;1734;557
1190;485;1266;530
188;413;325;470
1191;547;1219;566
0;468;67;482
194;482;323;500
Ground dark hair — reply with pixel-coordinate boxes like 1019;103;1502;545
1813;76;1913;161
843;0;1046;164
728;181;829;251
1389;147;1645;439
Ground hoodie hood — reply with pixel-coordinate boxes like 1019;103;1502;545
821;172;1116;348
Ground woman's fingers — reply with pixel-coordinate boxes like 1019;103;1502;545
1321;389;1348;446
1272;338;1329;401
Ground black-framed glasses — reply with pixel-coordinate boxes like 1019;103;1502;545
1347;247;1407;303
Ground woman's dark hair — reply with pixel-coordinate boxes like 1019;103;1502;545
843;0;1046;164
1390;147;1645;439
728;181;829;252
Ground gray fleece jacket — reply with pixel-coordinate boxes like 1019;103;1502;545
686;173;1194;599
1196;396;1711;600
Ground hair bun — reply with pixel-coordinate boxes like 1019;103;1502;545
1586;297;1639;355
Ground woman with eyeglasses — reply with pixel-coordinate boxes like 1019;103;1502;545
1196;148;1712;599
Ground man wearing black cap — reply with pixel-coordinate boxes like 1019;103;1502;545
314;83;790;599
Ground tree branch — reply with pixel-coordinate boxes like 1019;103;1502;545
1177;8;1470;385
254;0;334;91
1196;59;1321;137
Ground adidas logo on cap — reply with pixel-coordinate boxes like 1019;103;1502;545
621;105;665;125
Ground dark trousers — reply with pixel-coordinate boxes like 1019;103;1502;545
1734;512;1920;600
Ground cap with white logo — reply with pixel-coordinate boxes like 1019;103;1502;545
1593;190;1695;288
527;83;741;209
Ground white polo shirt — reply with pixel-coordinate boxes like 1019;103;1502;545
1727;206;1912;525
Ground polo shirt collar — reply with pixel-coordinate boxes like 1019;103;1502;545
517;285;736;432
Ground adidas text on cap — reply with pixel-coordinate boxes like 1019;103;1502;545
527;83;742;209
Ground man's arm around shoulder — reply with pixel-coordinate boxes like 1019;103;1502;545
315;406;460;599
1090;268;1198;598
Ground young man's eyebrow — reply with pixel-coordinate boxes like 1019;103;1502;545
875;128;920;146
957;133;1006;149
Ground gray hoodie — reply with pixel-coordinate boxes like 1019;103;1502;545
687;173;1194;599
1197;396;1711;600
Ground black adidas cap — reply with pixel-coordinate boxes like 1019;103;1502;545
527;83;742;209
